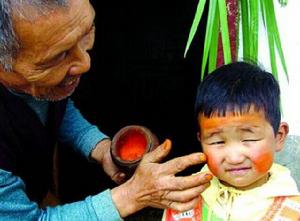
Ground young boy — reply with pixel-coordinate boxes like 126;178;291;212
162;62;300;221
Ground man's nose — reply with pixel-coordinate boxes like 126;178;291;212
68;30;94;76
68;46;91;76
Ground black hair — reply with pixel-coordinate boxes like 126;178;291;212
195;61;281;133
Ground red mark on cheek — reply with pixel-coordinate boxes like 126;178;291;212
206;153;219;176
252;151;273;173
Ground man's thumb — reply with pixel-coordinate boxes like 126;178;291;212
142;139;172;163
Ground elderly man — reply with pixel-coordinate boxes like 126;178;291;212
0;0;211;220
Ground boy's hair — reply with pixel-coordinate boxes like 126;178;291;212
195;61;281;133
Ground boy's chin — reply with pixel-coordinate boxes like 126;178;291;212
221;176;269;190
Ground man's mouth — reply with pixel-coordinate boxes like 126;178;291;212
59;76;80;88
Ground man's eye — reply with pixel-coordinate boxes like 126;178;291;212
39;51;68;69
53;51;68;63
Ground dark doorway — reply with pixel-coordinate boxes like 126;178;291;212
57;0;206;219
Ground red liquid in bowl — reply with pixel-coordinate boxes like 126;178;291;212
117;131;147;161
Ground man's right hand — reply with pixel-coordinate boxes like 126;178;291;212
111;139;212;218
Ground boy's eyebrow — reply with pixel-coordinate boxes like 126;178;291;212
240;126;260;133
203;130;222;139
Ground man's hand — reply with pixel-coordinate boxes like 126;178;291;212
91;139;126;184
111;139;212;218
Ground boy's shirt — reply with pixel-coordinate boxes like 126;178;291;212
162;163;300;221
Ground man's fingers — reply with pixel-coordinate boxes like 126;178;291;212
162;152;207;174
164;184;210;202
142;139;172;164
111;172;126;184
162;172;212;191
168;196;201;212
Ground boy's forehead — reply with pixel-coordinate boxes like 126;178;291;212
198;109;268;129
199;103;266;118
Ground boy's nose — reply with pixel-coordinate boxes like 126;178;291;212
225;145;246;164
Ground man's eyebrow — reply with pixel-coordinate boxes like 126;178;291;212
36;46;70;66
37;22;95;66
36;36;76;65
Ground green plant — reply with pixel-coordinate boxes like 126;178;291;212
185;0;288;81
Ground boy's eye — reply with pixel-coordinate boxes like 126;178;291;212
242;139;259;142
209;141;225;145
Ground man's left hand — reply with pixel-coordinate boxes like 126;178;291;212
91;139;126;184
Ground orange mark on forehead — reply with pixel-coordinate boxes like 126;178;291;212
199;111;266;131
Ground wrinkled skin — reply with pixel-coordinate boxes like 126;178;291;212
0;0;95;101
111;139;212;217
92;139;126;184
92;139;212;217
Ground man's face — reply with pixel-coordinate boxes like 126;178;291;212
197;108;286;190
2;0;95;101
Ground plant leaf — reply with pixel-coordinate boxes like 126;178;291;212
201;0;218;79
262;0;278;80
208;8;220;74
266;0;289;81
240;0;250;59
184;0;207;57
218;0;232;64
278;0;288;7
249;0;259;62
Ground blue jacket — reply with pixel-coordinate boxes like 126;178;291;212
0;85;122;220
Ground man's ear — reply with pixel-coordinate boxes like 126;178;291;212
275;122;289;152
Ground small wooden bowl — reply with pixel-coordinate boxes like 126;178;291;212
111;125;159;176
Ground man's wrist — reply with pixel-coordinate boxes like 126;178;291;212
90;138;111;163
111;179;142;218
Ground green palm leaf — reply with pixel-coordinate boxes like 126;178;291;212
201;0;218;79
249;0;259;62
208;8;220;74
218;0;232;64
240;0;250;59
184;0;207;57
266;0;289;80
185;0;288;82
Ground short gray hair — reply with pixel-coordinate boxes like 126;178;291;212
0;0;67;71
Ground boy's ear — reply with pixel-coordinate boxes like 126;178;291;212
275;122;289;152
197;132;201;143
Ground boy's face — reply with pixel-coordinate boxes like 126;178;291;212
197;107;288;190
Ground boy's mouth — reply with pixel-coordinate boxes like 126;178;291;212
226;167;251;176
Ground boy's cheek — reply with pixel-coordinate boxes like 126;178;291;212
252;150;273;173
206;152;219;176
